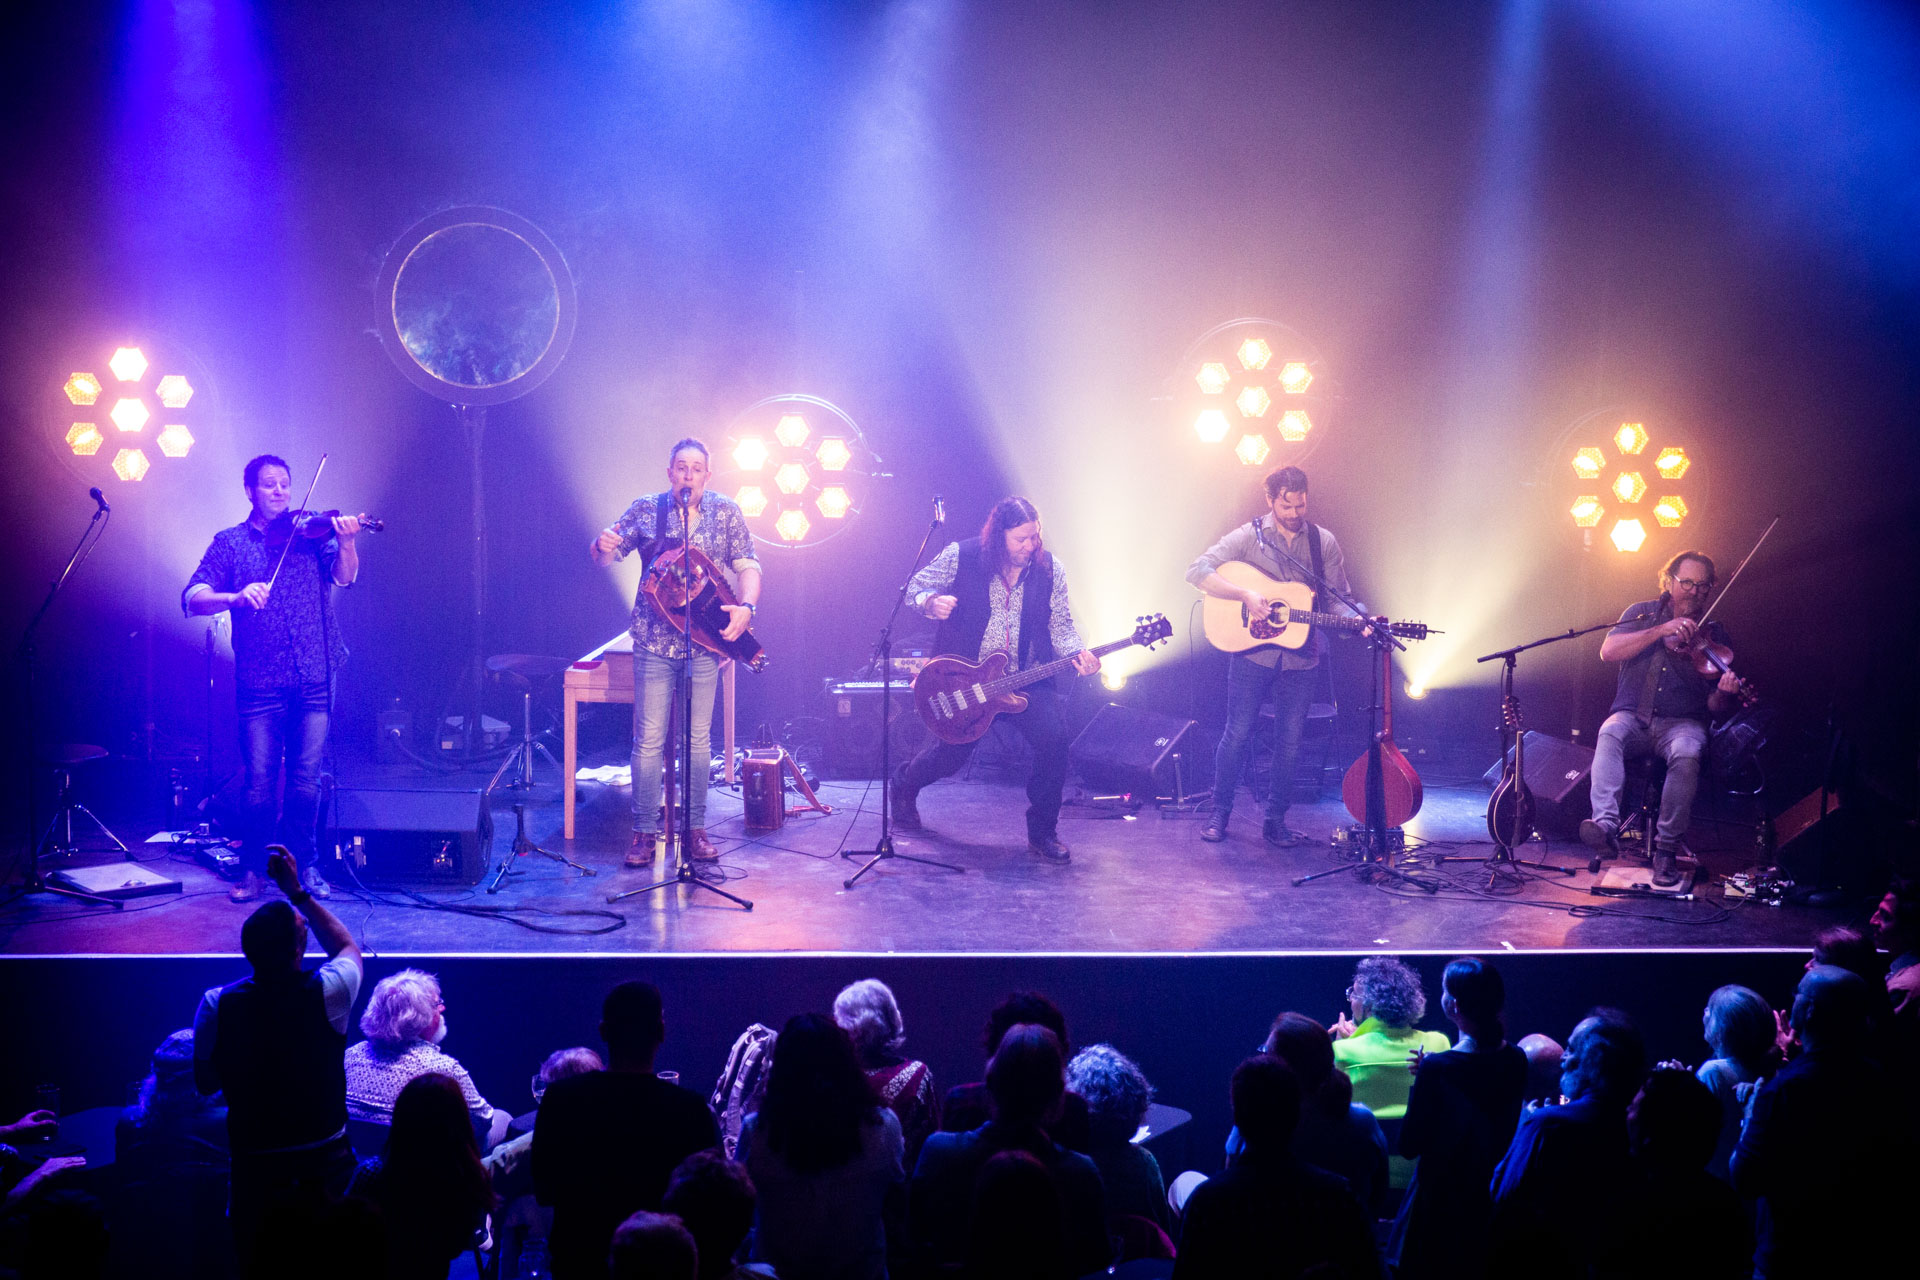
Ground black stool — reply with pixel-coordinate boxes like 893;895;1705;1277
37;744;129;859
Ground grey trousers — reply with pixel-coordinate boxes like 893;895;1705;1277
1589;710;1708;850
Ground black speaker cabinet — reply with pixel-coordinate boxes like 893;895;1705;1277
1481;731;1594;837
1070;703;1197;798
823;681;928;779
328;785;492;886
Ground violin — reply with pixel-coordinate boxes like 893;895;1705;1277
1664;627;1759;707
269;509;385;540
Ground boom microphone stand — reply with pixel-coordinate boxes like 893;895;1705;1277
610;488;751;911
844;496;964;889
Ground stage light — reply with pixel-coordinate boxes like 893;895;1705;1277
1614;422;1648;455
1278;409;1312;441
732;437;770;471
774;413;810;448
736;485;768;517
774;508;811;543
1571;447;1605;480
1653;495;1688;527
774;462;809;495
66;423;103;456
1235;385;1272;419
156;423;194;458
815;437;852;471
110;397;149;432
1279;362;1312;394
64;373;101;406
108;346;148;382
1405;681;1428;700
1195;362;1231;395
1100;669;1126;692
1611;471;1646;503
1570;495;1604;527
1176;318;1330;467
1234;433;1270;466
111;447;150;482
816;486;852;519
155;374;193;409
1610;517;1647;553
1195;409;1230;443
1236;336;1272;371
1655;447;1690;480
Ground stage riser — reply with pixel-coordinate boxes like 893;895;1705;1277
4;951;1808;1178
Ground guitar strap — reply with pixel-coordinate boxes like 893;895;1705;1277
1306;521;1326;616
1633;599;1670;728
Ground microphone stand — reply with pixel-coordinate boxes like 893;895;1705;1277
610;488;752;911
11;499;121;907
844;499;964;889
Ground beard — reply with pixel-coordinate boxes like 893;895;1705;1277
431;1018;449;1045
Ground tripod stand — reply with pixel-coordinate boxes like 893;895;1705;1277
484;654;593;893
610;490;751;911
844;497;965;890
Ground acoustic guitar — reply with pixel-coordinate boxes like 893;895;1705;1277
1201;561;1429;654
914;615;1173;745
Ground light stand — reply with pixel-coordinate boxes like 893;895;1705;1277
611;490;752;911
843;498;965;889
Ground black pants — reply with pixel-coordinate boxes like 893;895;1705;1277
897;686;1069;842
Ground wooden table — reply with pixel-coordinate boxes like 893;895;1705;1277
562;633;735;839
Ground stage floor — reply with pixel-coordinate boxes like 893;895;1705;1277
2;763;1835;957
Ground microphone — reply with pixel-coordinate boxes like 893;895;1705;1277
89;486;110;513
675;486;692;507
932;495;945;525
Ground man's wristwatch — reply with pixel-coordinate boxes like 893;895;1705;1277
288;889;313;907
742;602;757;616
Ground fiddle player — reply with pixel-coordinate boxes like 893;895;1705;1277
1581;550;1744;887
184;455;362;904
591;438;761;868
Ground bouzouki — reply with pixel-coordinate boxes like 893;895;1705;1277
1341;640;1423;827
1485;694;1534;849
1201;561;1431;653
914;615;1173;745
642;543;769;672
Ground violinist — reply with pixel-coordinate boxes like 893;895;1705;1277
591;438;761;868
1581;550;1743;887
184;455;362;903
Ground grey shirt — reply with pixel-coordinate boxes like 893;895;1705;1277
1186;515;1356;670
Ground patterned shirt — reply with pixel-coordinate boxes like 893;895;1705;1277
607;491;762;660
909;542;1085;666
343;1040;495;1125
184;521;350;690
1186;515;1356;670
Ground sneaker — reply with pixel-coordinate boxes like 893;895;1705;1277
1263;818;1305;848
688;829;719;863
1579;819;1621;855
891;785;924;832
625;833;657;868
1028;835;1071;864
228;871;263;904
1199;813;1228;843
300;866;332;900
1651;845;1681;887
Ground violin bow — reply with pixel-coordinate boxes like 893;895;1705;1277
264;453;329;593
1695;513;1779;631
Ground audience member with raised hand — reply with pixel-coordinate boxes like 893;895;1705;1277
834;979;941;1171
663;1151;773;1280
1066;1043;1172;1242
534;981;721;1280
1733;964;1913;1279
1328;957;1451;1124
1488;1009;1644;1275
1592;1068;1750;1280
1692;984;1775;1181
192;845;364;1272
736;1013;904;1280
1254;1014;1387;1217
349;1071;497;1280
1394;957;1527;1279
1173;1056;1381;1280
913;1024;1108;1279
347;968;504;1149
940;993;1091;1151
608;1211;700;1280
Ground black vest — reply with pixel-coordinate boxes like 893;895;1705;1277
211;969;347;1154
932;538;1059;677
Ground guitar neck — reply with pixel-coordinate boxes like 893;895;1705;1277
987;634;1140;696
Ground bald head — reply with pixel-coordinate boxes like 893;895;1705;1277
1790;964;1872;1051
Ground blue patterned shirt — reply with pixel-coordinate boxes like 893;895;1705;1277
608;490;762;659
184;521;349;690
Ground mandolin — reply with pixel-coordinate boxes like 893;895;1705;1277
1341;642;1423;827
914;615;1173;745
1485;694;1535;849
1201;561;1431;654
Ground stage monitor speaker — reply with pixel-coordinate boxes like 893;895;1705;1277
1482;731;1594;837
1772;787;1845;875
1070;703;1197;798
328;784;492;886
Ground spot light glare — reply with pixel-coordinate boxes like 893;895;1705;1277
1653;495;1688;527
156;423;194;458
1655;447;1690;480
1195;409;1230;443
1278;409;1312;441
736;485;768;517
773;508;811;543
774;413;809;448
110;398;150;432
1234;434;1270;466
1610;517;1647;553
64;373;101;405
66;423;104;456
814;438;852;471
1571;447;1605;480
774;462;810;495
1101;669;1126;692
1278;362;1312;394
1235;385;1272;419
1614;422;1649;455
732;438;769;471
155;374;194;409
816;486;851;519
1236;336;1272;371
1570;496;1604;528
108;347;148;382
1195;362;1231;395
1611;471;1646;503
111;447;150;482
1404;681;1428;700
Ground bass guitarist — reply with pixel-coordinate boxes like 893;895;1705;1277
1187;465;1362;847
893;497;1100;863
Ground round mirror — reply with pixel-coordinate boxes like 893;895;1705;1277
377;207;576;406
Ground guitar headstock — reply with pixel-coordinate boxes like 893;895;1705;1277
1389;620;1433;640
1500;694;1525;732
1132;614;1173;650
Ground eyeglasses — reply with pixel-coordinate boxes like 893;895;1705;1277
1672;578;1714;592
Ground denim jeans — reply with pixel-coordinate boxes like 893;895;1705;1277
632;648;720;833
1589;710;1708;850
1212;655;1319;820
236;680;331;873
896;686;1070;842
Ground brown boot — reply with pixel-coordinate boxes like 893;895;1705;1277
625;832;657;868
688;829;719;862
228;871;263;904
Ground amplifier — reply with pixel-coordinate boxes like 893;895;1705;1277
328;785;492;886
1070;703;1197;798
823;681;928;779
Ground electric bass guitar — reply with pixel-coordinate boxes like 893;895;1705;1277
1200;562;1431;654
914;615;1173;745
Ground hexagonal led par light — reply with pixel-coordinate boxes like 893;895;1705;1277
717;393;879;550
1559;414;1699;553
1176;318;1332;466
53;341;207;483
